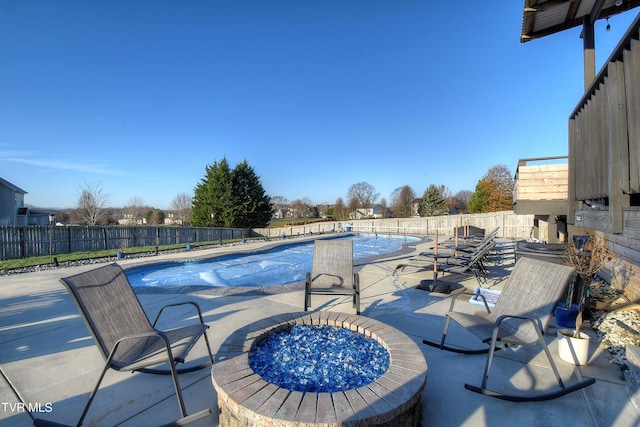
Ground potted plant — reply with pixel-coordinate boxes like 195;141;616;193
556;234;614;364
116;246;126;259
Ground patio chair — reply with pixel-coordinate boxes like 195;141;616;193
423;257;595;401
35;262;214;426
394;236;495;286
303;239;360;314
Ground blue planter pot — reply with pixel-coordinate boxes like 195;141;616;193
116;251;126;260
186;244;193;251
555;304;580;328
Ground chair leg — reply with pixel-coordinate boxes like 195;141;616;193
440;316;453;349
76;357;117;426
304;274;311;311
167;358;188;418
479;327;501;389
203;330;215;366
535;324;566;389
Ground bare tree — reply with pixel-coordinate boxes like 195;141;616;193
333;197;347;221
124;196;146;225
289;199;304;219
454;190;473;213
346;182;379;211
170;193;193;225
270;195;289;211
390;185;416;218
76;181;110;225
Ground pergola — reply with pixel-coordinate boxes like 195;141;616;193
520;0;640;88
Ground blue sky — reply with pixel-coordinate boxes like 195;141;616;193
1;1;637;210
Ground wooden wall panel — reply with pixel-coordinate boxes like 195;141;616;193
625;38;640;193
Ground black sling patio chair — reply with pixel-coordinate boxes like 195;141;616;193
304;239;361;314
423;257;595;402
35;262;214;427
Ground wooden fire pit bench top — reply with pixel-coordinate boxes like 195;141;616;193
211;311;428;427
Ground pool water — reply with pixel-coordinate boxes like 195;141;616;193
127;234;418;288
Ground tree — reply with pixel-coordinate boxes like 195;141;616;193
192;157;272;228
467;185;489;213
192;157;232;227
418;184;448;217
333;197;348;221
145;209;165;225
229;160;273;228
170;193;193;225
347;182;379;212
468;164;515;213
124;196;145;225
271;196;289;218
390;185;417;218
76;181;110;225
454;190;473;213
441;186;456;211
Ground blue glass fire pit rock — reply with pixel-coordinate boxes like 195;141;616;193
249;324;390;392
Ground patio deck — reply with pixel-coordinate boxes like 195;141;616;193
1;237;638;426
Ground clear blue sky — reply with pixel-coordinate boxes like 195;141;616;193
1;1;637;210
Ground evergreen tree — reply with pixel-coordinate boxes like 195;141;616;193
467;183;489;213
229;160;273;228
418;184;448;217
192;157;272;228
192;158;232;227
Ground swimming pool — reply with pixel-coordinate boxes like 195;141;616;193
126;234;420;288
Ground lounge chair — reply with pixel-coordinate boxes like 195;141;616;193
304;239;361;314
394;234;496;285
35;263;214;426
423;257;595;401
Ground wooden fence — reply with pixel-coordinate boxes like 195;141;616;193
1;211;536;261
253;211;535;241
0;225;250;260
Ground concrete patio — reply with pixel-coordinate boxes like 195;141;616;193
1;236;639;426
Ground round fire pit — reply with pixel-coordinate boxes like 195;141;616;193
212;311;428;427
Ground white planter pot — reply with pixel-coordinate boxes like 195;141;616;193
557;329;590;365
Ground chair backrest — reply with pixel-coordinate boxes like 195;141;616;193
488;257;575;337
309;240;354;289
60;263;154;360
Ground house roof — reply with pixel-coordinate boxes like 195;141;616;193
521;0;640;43
0;177;27;194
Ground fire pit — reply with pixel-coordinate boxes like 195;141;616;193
211;311;428;427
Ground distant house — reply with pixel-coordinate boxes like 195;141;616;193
350;204;393;220
0;177;56;226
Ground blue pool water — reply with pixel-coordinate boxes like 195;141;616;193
127;234;419;288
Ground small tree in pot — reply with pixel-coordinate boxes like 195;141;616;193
562;234;615;337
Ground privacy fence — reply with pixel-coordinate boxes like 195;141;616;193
0;225;250;261
0;211;535;261
253;211;535;240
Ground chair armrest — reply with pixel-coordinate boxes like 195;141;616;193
107;330;172;368
152;301;206;327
